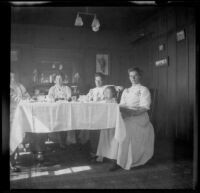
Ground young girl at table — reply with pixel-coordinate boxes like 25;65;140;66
94;86;119;162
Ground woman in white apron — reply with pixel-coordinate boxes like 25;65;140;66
96;67;155;171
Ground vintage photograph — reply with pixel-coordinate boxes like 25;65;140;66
3;1;197;190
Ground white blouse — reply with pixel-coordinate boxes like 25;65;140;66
48;85;72;100
10;82;30;103
120;84;151;110
87;86;106;102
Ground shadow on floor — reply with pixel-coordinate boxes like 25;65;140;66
10;138;194;189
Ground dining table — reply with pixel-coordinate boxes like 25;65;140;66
10;100;126;154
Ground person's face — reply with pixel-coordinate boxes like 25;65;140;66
129;71;141;85
104;88;113;100
55;75;63;85
95;76;103;87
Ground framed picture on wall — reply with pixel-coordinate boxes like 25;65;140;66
96;54;109;75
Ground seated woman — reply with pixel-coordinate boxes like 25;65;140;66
10;71;31;172
94;86;118;163
96;67;155;171
48;73;76;148
78;73;106;152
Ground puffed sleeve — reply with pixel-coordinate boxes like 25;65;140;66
48;86;55;99
139;86;151;110
120;89;127;105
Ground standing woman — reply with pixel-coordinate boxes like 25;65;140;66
96;67;155;171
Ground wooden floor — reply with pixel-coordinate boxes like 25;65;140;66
10;138;193;189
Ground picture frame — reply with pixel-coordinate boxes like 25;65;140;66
176;30;185;42
96;54;109;75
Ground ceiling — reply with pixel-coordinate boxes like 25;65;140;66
11;6;157;32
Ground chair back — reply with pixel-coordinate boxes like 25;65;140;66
114;86;124;103
149;88;158;121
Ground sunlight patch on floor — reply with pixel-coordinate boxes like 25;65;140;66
10;174;29;181
54;165;92;175
71;166;91;172
10;165;92;181
54;168;72;175
31;171;49;177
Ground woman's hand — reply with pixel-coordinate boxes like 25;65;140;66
120;105;147;118
120;106;133;119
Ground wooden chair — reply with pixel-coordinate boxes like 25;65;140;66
149;88;158;121
114;86;124;103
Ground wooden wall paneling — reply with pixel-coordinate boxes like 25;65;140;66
109;51;119;85
119;53;128;87
151;26;159;134
20;46;35;89
160;13;169;137
166;8;177;138
140;37;151;88
154;14;168;137
146;37;153;89
146;18;158;131
176;8;189;139
82;48;96;91
126;7;195;140
188;23;195;141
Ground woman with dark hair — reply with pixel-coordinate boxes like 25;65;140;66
87;73;106;101
95;67;155;171
48;73;76;148
78;72;106;156
48;73;71;101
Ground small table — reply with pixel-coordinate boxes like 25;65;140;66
10;101;126;154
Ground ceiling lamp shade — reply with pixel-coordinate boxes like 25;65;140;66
91;16;100;32
74;14;83;26
74;9;100;32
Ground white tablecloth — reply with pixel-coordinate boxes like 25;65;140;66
10;101;126;153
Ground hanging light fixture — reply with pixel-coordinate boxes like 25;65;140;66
74;8;100;32
74;14;83;26
91;15;100;32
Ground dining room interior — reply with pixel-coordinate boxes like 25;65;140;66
5;1;197;189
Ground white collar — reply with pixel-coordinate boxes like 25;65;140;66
130;83;141;88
